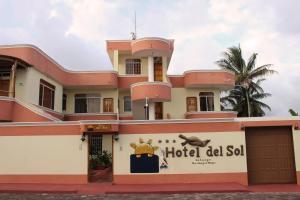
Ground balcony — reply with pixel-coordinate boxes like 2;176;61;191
185;111;237;119
184;70;235;90
131;37;174;57
131;82;171;102
64;113;118;121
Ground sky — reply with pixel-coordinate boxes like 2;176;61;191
0;0;299;116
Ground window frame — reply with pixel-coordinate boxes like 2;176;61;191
74;93;101;113
125;59;141;75
186;97;198;112
199;92;214;111
123;96;132;112
39;79;55;110
103;98;114;113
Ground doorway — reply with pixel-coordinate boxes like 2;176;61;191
88;134;113;183
155;102;163;120
154;57;163;82
246;126;297;184
0;79;9;96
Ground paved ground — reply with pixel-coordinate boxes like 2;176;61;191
0;193;300;200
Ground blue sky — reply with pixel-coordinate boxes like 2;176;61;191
0;0;300;116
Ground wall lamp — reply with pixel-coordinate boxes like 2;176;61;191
81;132;87;142
113;133;119;141
241;124;245;131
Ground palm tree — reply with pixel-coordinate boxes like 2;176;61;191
222;81;271;117
288;109;299;116
216;45;276;117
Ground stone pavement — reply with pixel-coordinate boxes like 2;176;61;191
0;193;300;200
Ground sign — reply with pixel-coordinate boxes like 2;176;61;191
113;132;247;175
86;124;112;132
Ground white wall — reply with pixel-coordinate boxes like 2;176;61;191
15;67;63;112
64;88;118;114
0;135;88;174
293;130;300;173
102;134;113;154
164;88;221;119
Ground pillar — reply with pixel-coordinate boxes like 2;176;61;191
147;56;155;119
113;50;119;71
148;56;154;82
148;102;155;120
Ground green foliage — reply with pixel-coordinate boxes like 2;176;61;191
289;109;299;116
216;45;276;117
89;150;112;170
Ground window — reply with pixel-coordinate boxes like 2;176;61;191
75;94;100;113
186;97;197;112
103;98;114;112
126;59;141;74
39;79;55;110
89;135;102;156
62;94;67;111
199;92;214;111
123;96;131;112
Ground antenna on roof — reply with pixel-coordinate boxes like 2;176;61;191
130;11;137;40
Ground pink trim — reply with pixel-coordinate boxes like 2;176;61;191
185;111;237;119
0;46;118;88
113;172;248;185
0;175;87;184
64;113;117;121
131;82;171;102
184;71;235;89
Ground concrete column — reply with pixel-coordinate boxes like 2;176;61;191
113;50;119;71
148;56;154;82
148;102;155;120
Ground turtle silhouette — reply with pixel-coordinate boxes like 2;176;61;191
179;134;210;147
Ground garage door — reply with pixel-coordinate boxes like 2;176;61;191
246;126;297;184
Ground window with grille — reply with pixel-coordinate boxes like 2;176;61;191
75;94;100;113
103;98;114;112
123;96;131;112
89;135;102;156
39;79;55;110
199;92;214;111
125;59;141;74
186;97;197;112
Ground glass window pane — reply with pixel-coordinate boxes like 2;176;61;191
200;96;207;111
207;96;214;111
126;59;141;75
124;96;131;112
87;97;100;113
75;97;87;113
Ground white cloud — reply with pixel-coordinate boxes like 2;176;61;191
0;0;300;116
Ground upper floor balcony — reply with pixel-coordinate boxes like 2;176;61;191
131;37;174;57
131;82;171;102
183;70;235;90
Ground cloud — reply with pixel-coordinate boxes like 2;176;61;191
0;0;299;116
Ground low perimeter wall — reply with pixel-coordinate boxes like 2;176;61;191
0;124;88;184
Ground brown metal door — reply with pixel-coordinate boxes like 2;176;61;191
246;126;297;184
154;64;163;82
155;102;163;119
